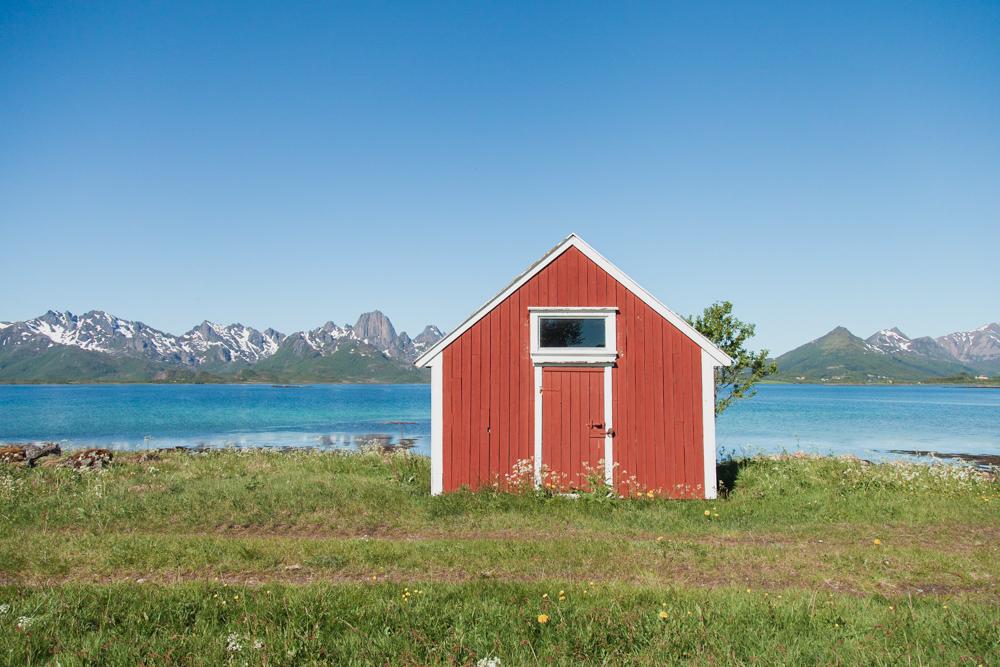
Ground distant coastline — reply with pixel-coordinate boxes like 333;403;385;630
763;377;1000;388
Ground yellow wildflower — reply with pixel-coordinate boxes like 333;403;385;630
646;490;654;498
704;510;711;517
537;614;549;624
873;538;882;546
658;610;669;620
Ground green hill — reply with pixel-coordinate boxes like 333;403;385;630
240;339;427;383
0;339;163;383
0;337;426;384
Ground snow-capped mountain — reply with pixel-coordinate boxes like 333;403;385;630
865;327;912;353
0;310;285;367
270;311;443;363
936;323;1000;372
0;309;443;378
179;321;286;365
864;328;954;361
2;310;185;363
413;325;444;357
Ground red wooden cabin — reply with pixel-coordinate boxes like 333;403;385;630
415;235;731;498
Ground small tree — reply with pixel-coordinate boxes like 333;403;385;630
688;301;777;415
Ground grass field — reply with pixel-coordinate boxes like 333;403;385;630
0;449;997;665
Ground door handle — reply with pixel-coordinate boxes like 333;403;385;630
588;422;604;429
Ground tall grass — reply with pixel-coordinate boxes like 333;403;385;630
0;450;996;664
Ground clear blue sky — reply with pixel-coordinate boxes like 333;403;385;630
1;2;997;355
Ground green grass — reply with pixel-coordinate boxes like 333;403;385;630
0;450;997;664
2;583;996;665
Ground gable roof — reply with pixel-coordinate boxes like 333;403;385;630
415;234;733;367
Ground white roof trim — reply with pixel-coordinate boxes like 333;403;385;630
414;234;733;368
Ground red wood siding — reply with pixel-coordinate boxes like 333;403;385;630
440;246;705;497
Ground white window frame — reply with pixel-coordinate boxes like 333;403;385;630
528;307;618;364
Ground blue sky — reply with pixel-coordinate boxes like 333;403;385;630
1;2;997;355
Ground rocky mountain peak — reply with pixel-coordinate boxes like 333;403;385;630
415;325;443;343
353;311;397;351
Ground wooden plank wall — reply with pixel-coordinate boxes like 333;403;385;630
441;246;705;497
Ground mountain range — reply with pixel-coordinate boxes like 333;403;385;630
3;309;996;385
774;323;1000;383
0;310;443;384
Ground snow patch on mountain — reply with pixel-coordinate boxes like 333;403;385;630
866;328;913;354
178;321;285;364
20;311;181;359
936;322;1000;366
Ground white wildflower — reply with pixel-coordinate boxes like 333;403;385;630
0;604;9;614
477;659;502;667
0;475;23;501
226;633;243;653
16;616;34;630
252;639;264;650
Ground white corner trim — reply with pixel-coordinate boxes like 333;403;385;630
430;358;444;495
603;365;613;487
701;349;718;500
414;234;732;368
533;365;543;486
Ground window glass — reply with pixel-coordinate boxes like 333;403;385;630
539;318;606;348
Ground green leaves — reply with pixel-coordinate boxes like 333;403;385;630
688;301;777;415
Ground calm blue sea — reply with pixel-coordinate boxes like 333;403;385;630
0;384;997;461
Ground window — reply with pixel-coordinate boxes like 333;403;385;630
539;318;605;348
529;307;617;364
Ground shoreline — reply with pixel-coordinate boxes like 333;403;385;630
2;441;996;471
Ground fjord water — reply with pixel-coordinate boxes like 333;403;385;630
0;384;997;460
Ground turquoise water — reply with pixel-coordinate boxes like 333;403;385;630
0;384;997;460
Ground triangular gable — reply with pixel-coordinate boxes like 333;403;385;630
415;234;733;367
